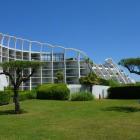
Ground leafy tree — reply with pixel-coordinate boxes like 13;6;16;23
0;61;43;114
79;72;120;87
85;58;94;73
79;72;100;86
55;71;64;83
119;58;140;75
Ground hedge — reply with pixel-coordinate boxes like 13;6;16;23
71;92;94;101
37;84;70;100
0;91;11;105
108;85;140;99
19;90;37;101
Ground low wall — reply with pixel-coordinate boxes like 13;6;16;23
0;69;8;90
67;84;110;99
67;84;90;93
92;85;110;99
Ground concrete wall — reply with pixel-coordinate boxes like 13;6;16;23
67;84;90;93
92;85;110;99
67;84;110;99
0;69;8;90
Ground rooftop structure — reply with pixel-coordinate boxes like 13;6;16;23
0;33;135;90
92;58;135;84
0;33;89;90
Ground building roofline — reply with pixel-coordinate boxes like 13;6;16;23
0;32;88;57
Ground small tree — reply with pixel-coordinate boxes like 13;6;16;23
85;58;94;73
55;71;64;83
0;61;42;114
119;58;140;75
79;72;100;91
79;72;100;85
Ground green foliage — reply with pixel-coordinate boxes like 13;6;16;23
79;72;100;85
37;84;70;100
0;60;44;113
98;78;109;85
0;100;140;140
0;60;43;70
0;90;11;105
108;85;140;99
119;58;140;75
85;57;94;73
55;71;64;83
108;79;120;87
80;72;120;87
4;86;13;95
71;92;94;101
119;58;140;66
19;90;37;101
99;79;120;87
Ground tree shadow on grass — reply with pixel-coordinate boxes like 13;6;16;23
103;106;140;113
0;109;27;115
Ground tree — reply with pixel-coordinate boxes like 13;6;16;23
79;72;100;86
79;72;120;89
119;58;140;75
85;58;94;73
55;71;64;83
0;61;43;114
79;72;100;91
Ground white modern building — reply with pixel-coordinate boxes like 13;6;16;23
0;33;135;90
0;33;89;90
92;58;135;84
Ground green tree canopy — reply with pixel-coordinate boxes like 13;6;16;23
79;72;100;85
85;57;94;73
79;72;120;87
119;58;140;75
0;61;43;114
55;71;64;83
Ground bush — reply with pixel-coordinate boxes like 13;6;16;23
19;90;37;101
108;85;140;99
99;79;120;87
37;84;70;100
71;92;94;101
0;91;11;105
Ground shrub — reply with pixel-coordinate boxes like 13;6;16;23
37;84;70;100
99;79;120;87
19;90;37;101
108;85;140;99
71;92;94;101
0;91;11;105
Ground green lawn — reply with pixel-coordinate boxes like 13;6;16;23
0;100;140;140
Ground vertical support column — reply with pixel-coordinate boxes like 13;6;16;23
29;42;32;90
14;38;17;84
7;36;10;62
21;40;24;60
21;40;24;90
7;36;10;86
64;49;67;83
14;37;17;60
0;35;4;63
40;44;43;85
78;52;81;79
51;47;54;83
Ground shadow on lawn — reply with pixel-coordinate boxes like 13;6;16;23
0;110;27;115
103;106;140;113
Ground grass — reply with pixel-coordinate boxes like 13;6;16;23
0;100;140;140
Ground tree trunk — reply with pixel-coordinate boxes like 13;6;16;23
13;89;20;114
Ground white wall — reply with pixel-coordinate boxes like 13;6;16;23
67;84;90;94
0;68;8;90
92;85;110;99
67;84;110;99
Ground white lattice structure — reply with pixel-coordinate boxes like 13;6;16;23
0;33;89;90
92;58;135;84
